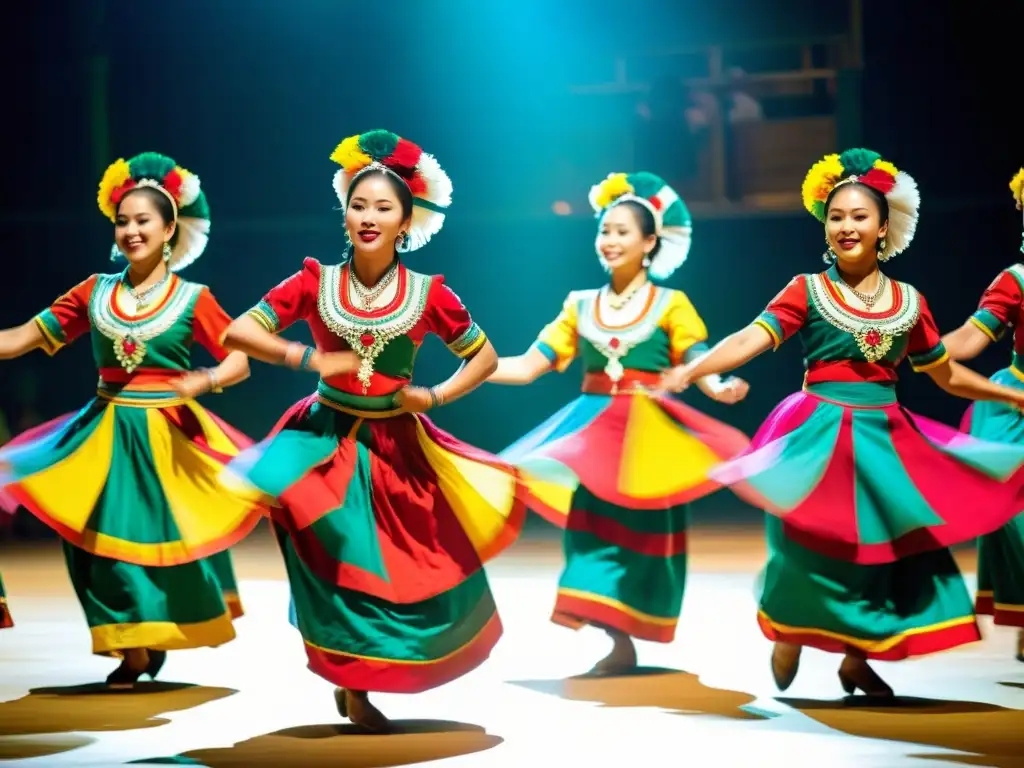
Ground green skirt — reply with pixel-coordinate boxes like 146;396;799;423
552;487;687;643
226;390;522;694
757;517;980;659
64;542;238;656
963;367;1024;627
0;391;260;656
210;550;245;619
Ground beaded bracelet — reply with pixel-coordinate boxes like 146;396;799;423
428;386;446;409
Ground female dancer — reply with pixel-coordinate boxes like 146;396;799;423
0;152;263;685
489;171;752;673
221;129;525;730
662;149;1024;696
940;167;1024;661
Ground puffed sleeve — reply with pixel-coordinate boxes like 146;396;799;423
969;270;1022;342
33;275;97;355
660;290;709;365
907;290;950;372
424;276;488;358
530;292;581;372
245;257;320;334
753;275;809;350
191;287;235;362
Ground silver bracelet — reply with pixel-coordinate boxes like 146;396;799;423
203;368;222;394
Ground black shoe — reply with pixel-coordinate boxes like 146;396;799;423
145;650;167;680
106;661;144;690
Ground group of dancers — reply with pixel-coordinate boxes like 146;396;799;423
1;130;1023;732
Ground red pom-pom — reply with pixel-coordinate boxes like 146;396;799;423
406;172;428;197
110;180;137;205
649;196;663;210
162;170;183;200
859;168;896;195
385;139;423;172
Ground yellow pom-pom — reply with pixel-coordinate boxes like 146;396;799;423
97;158;132;222
801;154;844;215
330;136;372;174
872;159;899;177
595;173;634;210
1010;168;1024;205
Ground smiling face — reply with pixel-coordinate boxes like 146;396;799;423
596;203;657;274
826;183;889;267
345;172;413;258
114;188;176;268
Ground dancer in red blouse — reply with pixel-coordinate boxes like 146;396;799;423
663;149;1024;696
221;129;526;730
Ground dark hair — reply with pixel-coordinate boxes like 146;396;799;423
115;186;178;245
116;185;176;224
825;180;889;223
347;168;414;220
603;199;663;259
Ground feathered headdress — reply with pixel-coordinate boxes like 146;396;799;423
98;151;210;271
801;148;919;261
588;171;692;280
329;129;452;252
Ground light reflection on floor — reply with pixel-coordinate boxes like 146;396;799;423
1;525;1021;767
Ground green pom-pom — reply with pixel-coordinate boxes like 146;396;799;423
811;200;827;222
625;171;666;199
358;130;399;160
127;151;177;182
665;196;692;228
838;148;881;176
179;191;209;221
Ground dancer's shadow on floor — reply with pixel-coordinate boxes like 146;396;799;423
133;720;503;767
510;666;771;720
0;682;236;760
778;695;1024;767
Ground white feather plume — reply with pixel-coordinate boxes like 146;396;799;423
169;216;211;272
880;170;919;260
649;225;692;280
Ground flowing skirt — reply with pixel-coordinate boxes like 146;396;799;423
501;384;749;641
757;517;980;659
0;395;263;654
710;382;1024;564
224;391;525;693
962;367;1024;627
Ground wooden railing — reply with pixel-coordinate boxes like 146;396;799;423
562;25;863;216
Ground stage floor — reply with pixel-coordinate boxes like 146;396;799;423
1;524;1022;767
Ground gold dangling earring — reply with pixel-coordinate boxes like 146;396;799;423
822;238;836;264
